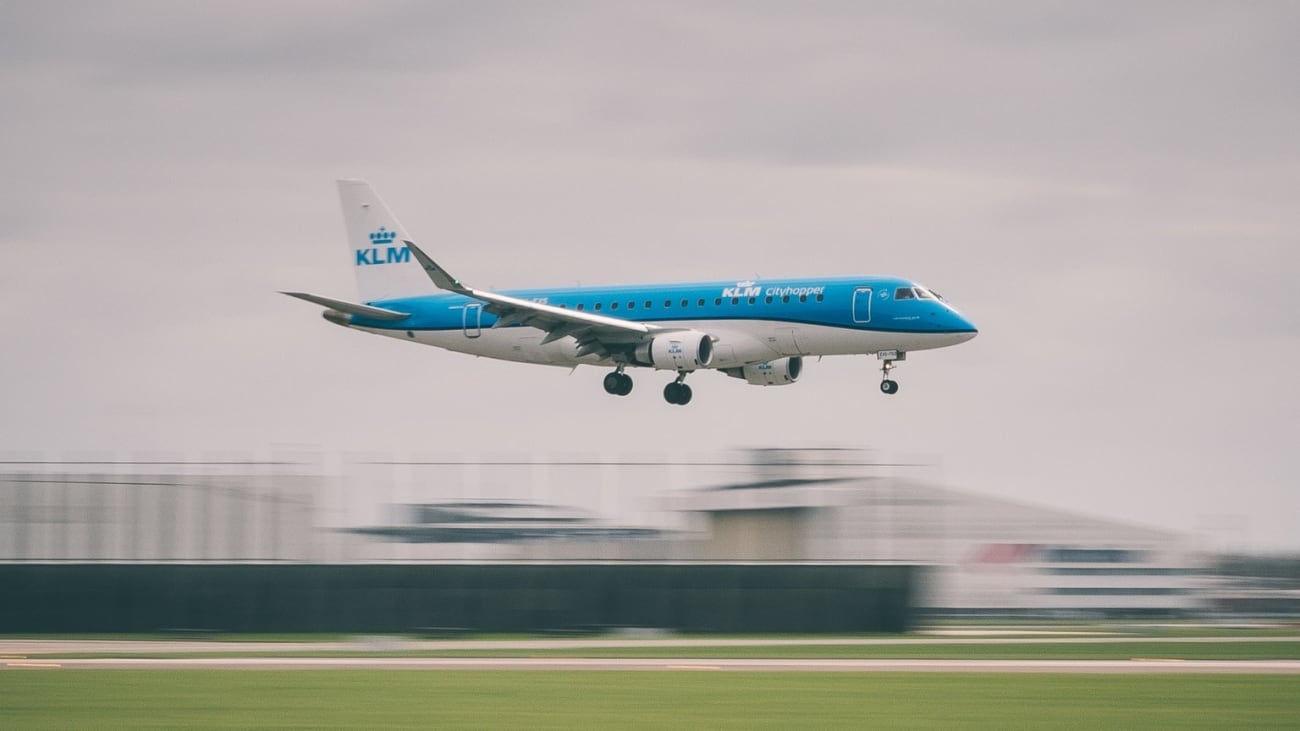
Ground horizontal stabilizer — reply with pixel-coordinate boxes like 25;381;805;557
280;292;410;321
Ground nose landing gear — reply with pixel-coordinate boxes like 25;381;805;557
877;350;905;395
602;368;633;396
663;371;693;405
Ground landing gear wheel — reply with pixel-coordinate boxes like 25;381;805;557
877;350;904;396
663;382;693;405
603;372;623;395
604;371;634;396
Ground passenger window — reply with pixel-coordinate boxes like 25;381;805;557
697;298;705;306
576;304;585;311
594;303;602;310
816;294;823;302
610;302;618;310
644;300;652;308
765;296;773;304
731;297;739;305
664;300;672;307
681;299;688;307
748;296;756;304
714;298;722;305
799;294;807;302
782;295;790;303
627;301;635;310
895;288;914;300
559;304;568;309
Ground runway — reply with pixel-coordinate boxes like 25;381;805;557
5;636;1297;674
6;656;1300;673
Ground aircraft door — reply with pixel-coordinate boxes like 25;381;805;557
852;287;872;323
463;303;482;338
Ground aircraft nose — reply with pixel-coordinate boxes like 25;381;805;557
948;311;978;341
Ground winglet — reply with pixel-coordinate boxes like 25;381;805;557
403;239;469;294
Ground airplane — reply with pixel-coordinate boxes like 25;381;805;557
284;179;978;405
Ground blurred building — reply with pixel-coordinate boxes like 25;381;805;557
512;448;1206;617
666;464;1204;617
0;449;1213;619
0;469;315;562
348;500;669;543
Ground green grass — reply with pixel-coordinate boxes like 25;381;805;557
1;671;1296;729
34;640;1300;661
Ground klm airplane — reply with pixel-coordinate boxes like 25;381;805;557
285;180;978;405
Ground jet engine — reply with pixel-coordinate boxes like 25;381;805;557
633;331;714;370
722;356;803;386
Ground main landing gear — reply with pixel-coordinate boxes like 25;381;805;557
877;350;906;395
602;368;633;396
663;372;693;406
603;368;693;404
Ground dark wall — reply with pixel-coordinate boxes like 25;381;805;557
0;563;916;634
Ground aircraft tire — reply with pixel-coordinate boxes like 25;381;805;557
880;379;899;395
617;374;633;396
603;372;623;395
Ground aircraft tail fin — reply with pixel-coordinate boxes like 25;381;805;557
337;179;433;303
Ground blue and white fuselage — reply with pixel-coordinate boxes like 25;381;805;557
285;181;978;405
358;277;974;367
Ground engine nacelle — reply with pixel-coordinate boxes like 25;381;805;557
633;331;714;370
723;356;803;386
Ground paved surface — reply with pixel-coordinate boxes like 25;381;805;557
4;636;1297;674
5;657;1299;673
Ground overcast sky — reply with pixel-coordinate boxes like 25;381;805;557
2;1;1297;551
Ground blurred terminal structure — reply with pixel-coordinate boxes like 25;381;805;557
0;448;1294;632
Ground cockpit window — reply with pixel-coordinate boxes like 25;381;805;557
896;286;945;301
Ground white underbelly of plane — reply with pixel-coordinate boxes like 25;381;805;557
355;320;969;368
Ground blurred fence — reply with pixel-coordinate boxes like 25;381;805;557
0;563;916;633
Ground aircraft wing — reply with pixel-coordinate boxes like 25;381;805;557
402;239;659;360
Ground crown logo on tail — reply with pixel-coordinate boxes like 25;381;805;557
369;227;397;245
